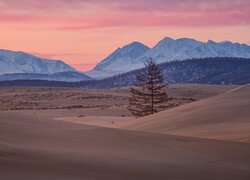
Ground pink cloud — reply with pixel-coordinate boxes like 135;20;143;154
1;0;249;13
0;0;249;29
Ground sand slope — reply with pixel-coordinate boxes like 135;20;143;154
1;84;249;179
1;111;250;179
122;85;250;142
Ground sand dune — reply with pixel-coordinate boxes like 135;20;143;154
122;85;250;142
1;111;250;179
1;84;249;179
46;84;237;128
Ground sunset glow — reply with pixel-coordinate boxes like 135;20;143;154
0;0;250;71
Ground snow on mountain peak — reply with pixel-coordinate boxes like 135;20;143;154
155;37;174;47
86;42;150;78
207;40;216;45
87;37;250;79
0;49;76;75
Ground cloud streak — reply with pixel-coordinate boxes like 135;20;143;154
0;0;249;30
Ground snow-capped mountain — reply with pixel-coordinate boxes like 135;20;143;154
86;37;250;79
141;37;250;63
0;49;76;75
84;57;250;88
86;42;150;78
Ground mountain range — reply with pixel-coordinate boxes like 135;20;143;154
1;57;250;88
0;49;93;82
86;37;250;78
1;37;250;83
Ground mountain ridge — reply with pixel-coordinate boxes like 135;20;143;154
86;42;150;78
86;37;250;79
0;49;77;75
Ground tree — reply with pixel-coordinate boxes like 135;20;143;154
128;59;168;117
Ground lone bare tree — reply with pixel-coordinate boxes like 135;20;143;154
128;59;168;117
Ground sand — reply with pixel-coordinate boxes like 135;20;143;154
121;85;250;143
1;84;250;179
1;111;250;179
0;84;236;113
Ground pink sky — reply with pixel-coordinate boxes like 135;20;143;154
0;0;250;71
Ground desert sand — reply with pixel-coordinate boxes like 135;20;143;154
122;85;250;143
0;84;237;112
1;84;250;179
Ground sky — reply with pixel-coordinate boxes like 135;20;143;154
0;0;250;71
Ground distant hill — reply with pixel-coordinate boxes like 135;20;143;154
86;37;250;79
0;71;93;82
0;57;250;88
